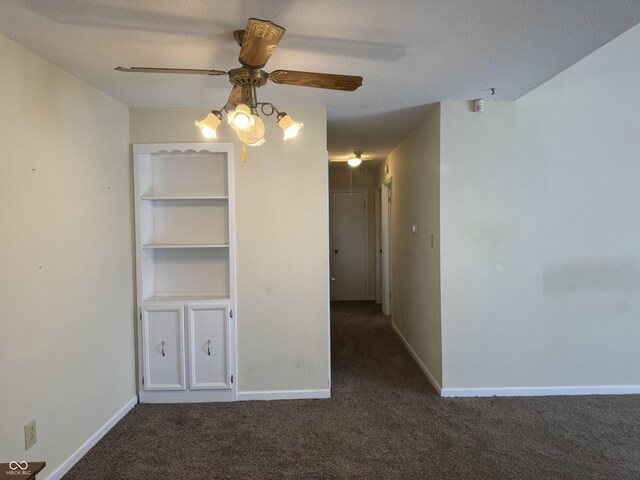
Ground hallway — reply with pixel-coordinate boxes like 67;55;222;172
66;302;640;479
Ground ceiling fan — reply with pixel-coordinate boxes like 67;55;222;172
115;18;363;145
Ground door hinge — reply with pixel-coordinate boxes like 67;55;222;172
230;309;233;318
389;292;392;299
231;375;234;384
142;377;144;386
139;311;142;321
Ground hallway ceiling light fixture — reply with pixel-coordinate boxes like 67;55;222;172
348;151;363;167
115;18;363;150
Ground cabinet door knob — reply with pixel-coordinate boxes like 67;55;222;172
161;340;166;357
207;339;211;356
334;249;339;254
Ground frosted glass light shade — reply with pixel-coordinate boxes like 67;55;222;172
236;115;266;146
277;113;303;141
347;158;362;167
194;112;222;139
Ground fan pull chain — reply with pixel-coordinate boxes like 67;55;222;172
349;167;353;196
242;143;247;163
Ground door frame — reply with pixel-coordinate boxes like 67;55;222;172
375;186;382;304
329;189;370;301
381;178;393;315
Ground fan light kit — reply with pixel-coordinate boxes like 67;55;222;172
348;151;363;167
116;18;363;151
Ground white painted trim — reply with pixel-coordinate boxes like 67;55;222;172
237;389;331;401
141;389;232;403
381;179;392;315
45;396;137;480
374;186;382;304
226;143;238;401
325;152;332;389
391;323;442;394
441;385;640;398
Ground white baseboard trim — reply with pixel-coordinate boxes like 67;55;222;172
441;385;640;398
391;323;442;395
45;396;138;480
237;389;331;401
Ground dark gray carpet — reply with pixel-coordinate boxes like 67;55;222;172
65;301;640;479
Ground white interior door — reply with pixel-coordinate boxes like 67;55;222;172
330;191;368;301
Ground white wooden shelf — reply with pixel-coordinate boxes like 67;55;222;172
142;243;229;249
143;294;230;304
141;195;229;201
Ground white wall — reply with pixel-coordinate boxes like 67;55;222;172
440;23;640;390
376;105;442;388
130;106;330;394
0;34;135;476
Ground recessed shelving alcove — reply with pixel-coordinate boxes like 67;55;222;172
134;143;236;403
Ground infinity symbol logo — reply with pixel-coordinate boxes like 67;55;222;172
9;461;29;470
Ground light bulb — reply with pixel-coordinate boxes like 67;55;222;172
200;126;216;139
234;112;251;129
277;113;303;141
194;111;222;139
284;125;300;139
228;104;254;131
236;115;266;146
347;158;362;167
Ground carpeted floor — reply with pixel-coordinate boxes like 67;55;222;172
65;301;640;479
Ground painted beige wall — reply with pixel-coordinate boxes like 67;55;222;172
376;105;442;387
0;34;135;477
440;23;640;389
130;106;330;393
328;170;376;299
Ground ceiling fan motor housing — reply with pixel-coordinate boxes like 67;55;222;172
229;68;268;87
229;68;268;108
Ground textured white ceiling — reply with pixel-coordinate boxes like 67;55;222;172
1;1;639;160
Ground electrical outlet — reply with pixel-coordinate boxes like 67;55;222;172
24;419;37;450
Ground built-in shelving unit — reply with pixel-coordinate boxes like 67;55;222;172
134;143;236;404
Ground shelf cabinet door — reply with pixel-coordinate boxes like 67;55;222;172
187;304;229;390
142;306;186;390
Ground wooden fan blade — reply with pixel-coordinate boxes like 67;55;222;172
114;66;227;76
238;18;285;69
225;86;242;111
269;70;363;91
